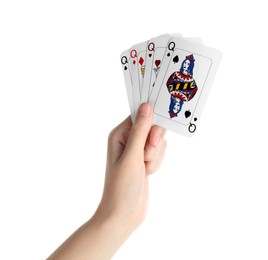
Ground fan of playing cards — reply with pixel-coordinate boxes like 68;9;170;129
120;33;222;137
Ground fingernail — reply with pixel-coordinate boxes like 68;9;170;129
138;103;151;117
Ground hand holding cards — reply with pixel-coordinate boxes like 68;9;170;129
120;34;222;137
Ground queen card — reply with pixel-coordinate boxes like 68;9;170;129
149;37;222;136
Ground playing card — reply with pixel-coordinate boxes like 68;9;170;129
120;35;170;118
149;37;222;136
120;50;135;120
184;37;203;45
128;41;147;114
141;34;202;104
141;34;174;104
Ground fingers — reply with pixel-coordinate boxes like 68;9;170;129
145;139;167;175
144;125;167;175
122;103;167;173
124;103;153;159
144;125;166;162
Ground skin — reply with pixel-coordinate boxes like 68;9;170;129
47;103;167;260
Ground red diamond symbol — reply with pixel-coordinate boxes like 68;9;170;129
139;57;144;66
133;60;136;65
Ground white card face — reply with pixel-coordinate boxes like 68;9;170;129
120;50;135;120
184;37;203;45
128;41;147;113
136;43;147;94
141;35;174;104
141;34;199;104
149;37;222;136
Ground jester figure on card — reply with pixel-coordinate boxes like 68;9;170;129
166;54;198;118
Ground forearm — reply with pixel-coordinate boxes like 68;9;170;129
47;213;132;260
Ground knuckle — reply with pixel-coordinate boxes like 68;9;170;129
130;123;146;137
108;128;116;143
144;147;153;162
162;139;167;150
131;122;149;138
146;161;159;175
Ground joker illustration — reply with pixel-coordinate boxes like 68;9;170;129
166;54;198;118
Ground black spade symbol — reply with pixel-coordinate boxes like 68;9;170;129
185;110;191;118
173;55;179;64
167;53;170;57
194;117;197;121
124;66;127;70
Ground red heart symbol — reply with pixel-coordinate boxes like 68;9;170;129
155;60;161;67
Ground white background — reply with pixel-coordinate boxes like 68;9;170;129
0;1;267;259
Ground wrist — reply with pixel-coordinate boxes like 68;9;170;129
92;205;136;238
94;198;145;234
88;209;135;258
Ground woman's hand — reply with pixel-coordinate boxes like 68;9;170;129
47;103;167;260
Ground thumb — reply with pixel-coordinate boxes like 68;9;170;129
124;103;153;159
